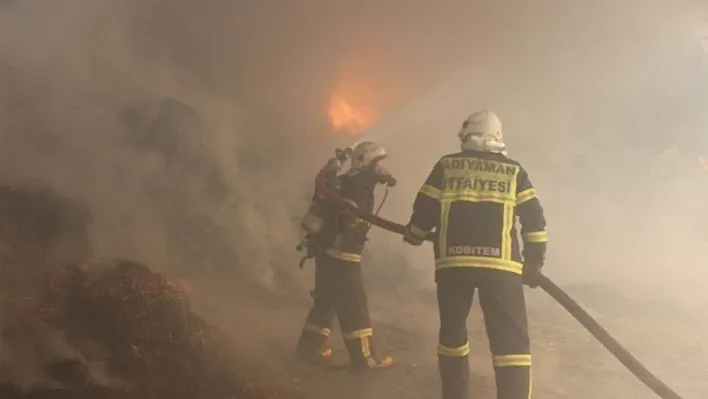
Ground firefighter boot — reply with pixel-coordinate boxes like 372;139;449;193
343;333;393;373
439;355;470;399
295;326;333;366
494;365;531;399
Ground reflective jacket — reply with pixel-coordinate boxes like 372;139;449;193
406;150;547;275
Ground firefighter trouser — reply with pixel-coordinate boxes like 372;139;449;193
296;253;377;369
436;269;532;399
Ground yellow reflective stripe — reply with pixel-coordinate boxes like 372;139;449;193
343;328;373;340
342;331;376;362
351;336;384;366
438;191;515;204
436;264;523;274
435;257;523;274
438;341;470;357
501;203;514;261
408;223;429;240
419;184;442;199
301;213;324;234
493;354;532;367
439;201;452;257
362;335;372;359
324;248;361;263
303;324;331;337
436;256;523;268
523;230;548;243
516;188;537;205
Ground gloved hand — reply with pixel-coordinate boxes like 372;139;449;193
386;176;397;187
522;261;544;288
402;224;424;246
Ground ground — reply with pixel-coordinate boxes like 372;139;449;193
194;278;707;399
2;259;704;399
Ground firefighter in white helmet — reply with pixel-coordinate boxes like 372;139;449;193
402;110;548;399
295;140;396;372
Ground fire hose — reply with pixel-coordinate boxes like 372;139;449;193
313;156;684;399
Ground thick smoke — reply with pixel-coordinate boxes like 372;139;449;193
0;0;508;293
1;0;708;396
0;0;336;291
0;0;706;299
362;1;708;305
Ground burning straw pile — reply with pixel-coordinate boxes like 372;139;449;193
0;258;275;399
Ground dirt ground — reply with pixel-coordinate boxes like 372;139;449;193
193;277;707;399
4;263;703;399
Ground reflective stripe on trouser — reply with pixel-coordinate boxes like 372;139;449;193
437;271;475;399
296;308;335;360
494;355;532;399
303;254;378;369
481;280;531;399
438;342;471;399
295;327;332;361
303;323;331;337
437;268;532;399
296;256;338;359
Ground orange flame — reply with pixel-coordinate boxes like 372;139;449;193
328;92;375;135
326;77;382;135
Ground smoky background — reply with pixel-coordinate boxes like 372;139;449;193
0;0;707;396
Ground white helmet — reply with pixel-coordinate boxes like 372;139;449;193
458;109;507;155
350;141;387;170
458;109;503;143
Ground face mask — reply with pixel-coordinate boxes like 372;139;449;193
370;159;395;184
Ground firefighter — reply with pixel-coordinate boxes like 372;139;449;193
402;110;547;399
295;141;396;373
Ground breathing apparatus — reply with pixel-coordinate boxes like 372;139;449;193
296;143;396;268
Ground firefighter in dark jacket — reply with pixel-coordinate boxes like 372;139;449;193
403;110;547;399
295;141;395;372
